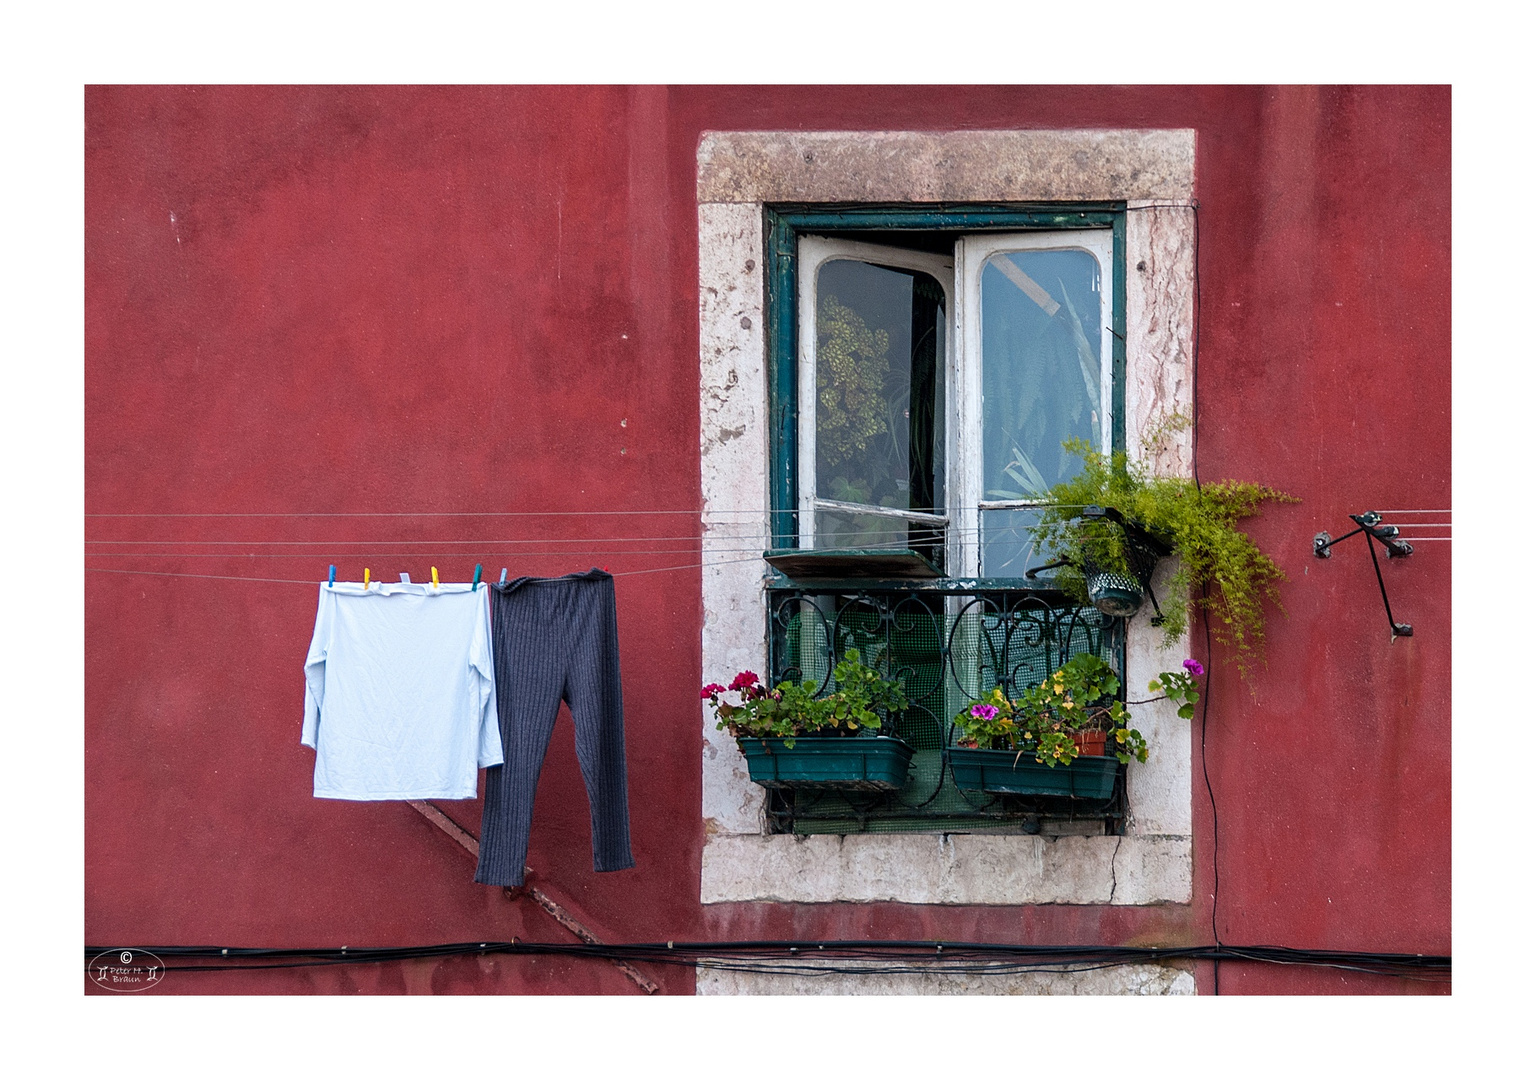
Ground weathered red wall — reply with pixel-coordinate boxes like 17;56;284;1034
85;85;1450;994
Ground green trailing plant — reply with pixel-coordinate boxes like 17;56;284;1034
953;654;1204;767
704;650;909;748
1035;434;1295;680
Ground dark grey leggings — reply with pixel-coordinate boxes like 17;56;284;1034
475;569;634;887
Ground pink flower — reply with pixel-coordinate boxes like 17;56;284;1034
729;671;760;692
970;704;999;721
701;683;726;699
1183;659;1205;677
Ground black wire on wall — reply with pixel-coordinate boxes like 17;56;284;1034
84;940;1450;984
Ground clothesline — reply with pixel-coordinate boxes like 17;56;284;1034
85;553;772;587
85;505;1454;519
86;521;1455;546
86;506;1101;527
88;548;771;559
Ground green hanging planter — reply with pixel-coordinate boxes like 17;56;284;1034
1085;567;1145;617
736;735;915;792
949;747;1119;799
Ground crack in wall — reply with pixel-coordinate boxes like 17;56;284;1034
1109;835;1123;904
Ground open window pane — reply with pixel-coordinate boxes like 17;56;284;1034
981;248;1105;498
977;241;1110;575
813;258;946;519
812;507;942;550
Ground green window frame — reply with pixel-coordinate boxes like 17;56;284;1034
761;204;1131;836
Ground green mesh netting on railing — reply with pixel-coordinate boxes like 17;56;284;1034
766;592;1124;835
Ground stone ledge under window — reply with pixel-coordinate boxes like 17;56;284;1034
696;958;1196;995
700;832;1192;905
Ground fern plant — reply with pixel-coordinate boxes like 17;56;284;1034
1036;439;1295;681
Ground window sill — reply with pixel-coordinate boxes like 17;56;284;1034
700;831;1191;905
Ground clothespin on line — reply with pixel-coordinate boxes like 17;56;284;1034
472;565;483;591
431;566;440;590
362;568;371;590
499;568;508;584
328;565;336;588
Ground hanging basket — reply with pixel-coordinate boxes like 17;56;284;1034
1085;565;1145;617
1079;509;1170;619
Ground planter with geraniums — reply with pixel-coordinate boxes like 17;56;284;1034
948;653;1202;800
705;651;914;792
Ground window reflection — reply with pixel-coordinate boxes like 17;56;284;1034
815;259;945;518
980;248;1104;575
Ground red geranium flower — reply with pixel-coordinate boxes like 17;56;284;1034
729;671;760;692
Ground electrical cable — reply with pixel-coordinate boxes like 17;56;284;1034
1181;197;1224;994
84;940;1449;984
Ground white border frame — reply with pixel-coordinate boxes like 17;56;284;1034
698;129;1196;908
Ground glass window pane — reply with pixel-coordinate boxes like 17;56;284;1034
815;259;946;517
980;247;1104;574
813;508;946;566
981;506;1048;577
813;508;913;548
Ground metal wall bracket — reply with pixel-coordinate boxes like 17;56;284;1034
1313;511;1414;638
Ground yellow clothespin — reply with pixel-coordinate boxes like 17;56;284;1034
431;566;440;590
362;568;370;590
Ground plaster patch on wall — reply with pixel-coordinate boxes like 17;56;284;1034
1126;200;1197;477
698;129;1198;910
696;959;1196;995
1123;559;1193;837
698;201;770;836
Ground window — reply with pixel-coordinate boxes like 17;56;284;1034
762;207;1128;837
775;208;1124;579
699;129;1195;907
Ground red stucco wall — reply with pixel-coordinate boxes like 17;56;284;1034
84;85;1450;995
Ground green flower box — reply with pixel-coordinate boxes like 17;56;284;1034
736;735;915;792
948;747;1119;799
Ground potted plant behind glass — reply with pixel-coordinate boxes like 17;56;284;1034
706;650;915;792
949;654;1201;800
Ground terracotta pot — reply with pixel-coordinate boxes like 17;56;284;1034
1071;731;1107;756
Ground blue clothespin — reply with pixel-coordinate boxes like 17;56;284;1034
499;567;508;585
472;564;483;591
328;565;336;588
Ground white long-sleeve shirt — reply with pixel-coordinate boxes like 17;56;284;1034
302;581;503;799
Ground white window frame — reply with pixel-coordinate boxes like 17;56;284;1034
698;129;1197;911
796;236;955;556
957;229;1116;577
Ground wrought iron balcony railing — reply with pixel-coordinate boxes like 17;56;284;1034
764;578;1128;836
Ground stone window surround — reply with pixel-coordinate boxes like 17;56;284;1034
698;129;1197;906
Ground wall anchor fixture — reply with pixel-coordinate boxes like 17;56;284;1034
1313;511;1414;638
